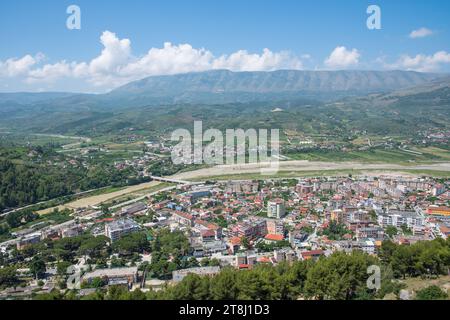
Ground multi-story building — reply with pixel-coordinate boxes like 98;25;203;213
355;227;384;240
104;219;140;242
330;209;345;223
266;219;284;235
16;232;41;250
377;210;425;229
233;219;267;240
426;206;450;219
267;199;286;219
431;184;446;197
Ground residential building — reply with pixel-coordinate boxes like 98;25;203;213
377;210;425;229
104;219;140;242
120;202;147;216
267;199;286;219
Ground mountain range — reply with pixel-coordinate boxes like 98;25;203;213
0;69;446;108
0;69;449;136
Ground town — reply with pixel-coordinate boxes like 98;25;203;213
1;173;449;299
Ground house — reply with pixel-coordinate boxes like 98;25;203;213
172;211;194;227
227;236;242;254
61;226;83;238
288;230;308;247
274;249;296;263
201;229;216;242
17;232;41;250
195;219;222;239
264;233;284;244
300;249;324;261
120;202;147;216
438;224;450;239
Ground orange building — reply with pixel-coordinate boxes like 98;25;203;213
427;206;450;217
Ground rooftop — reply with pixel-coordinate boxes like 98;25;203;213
83;267;138;279
106;219;139;232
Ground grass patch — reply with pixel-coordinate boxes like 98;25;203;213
286;148;444;163
191;169;450;181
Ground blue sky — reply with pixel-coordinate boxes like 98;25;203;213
1;0;449;92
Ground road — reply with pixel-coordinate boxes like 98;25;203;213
109;185;178;210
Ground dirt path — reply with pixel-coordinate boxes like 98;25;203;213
37;181;161;214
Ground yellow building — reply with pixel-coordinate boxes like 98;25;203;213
427;206;450;217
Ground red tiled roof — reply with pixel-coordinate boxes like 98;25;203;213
173;210;193;220
439;225;450;235
196;219;220;230
258;256;271;263
301;250;324;257
264;234;284;241
201;230;216;237
229;237;242;246
95;218;115;223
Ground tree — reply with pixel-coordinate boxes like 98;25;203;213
385;226;398;238
240;236;251;250
236;269;267;299
187;257;200;268
33;289;63;300
200;257;211;267
30;257;46;280
105;285;130;300
81;277;107;289
304;251;378;300
169;274;211;300
113;232;149;256
209;258;220;267
78;235;110;259
57;261;72;276
415;285;448;300
321;221;350;240
210;267;239;300
378;240;396;265
0;266;19;289
401;224;412;235
110;256;126;268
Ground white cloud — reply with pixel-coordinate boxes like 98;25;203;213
27;61;74;82
0;54;38;77
387;51;450;72
1;30;305;92
409;27;433;39
324;46;360;69
121;42;214;79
